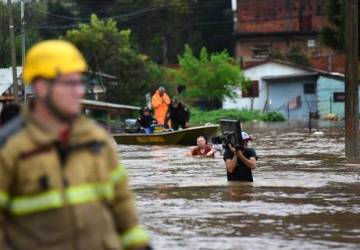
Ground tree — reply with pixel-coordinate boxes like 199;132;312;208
23;0;232;65
321;0;359;56
64;14;165;105
0;1;44;67
128;0;233;64
172;45;249;110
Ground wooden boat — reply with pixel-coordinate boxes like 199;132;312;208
113;125;220;145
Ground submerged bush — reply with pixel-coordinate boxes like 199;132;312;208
190;109;285;125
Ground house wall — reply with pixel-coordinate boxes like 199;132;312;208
223;62;308;110
268;79;318;120
234;0;340;69
317;76;344;117
236;0;327;33
235;36;334;63
317;75;360;118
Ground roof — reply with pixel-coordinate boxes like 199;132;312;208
243;59;330;73
262;72;319;82
81;99;140;111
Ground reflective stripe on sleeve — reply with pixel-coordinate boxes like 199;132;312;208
0;191;9;209
8;164;128;215
120;225;150;249
11;190;63;216
111;164;128;184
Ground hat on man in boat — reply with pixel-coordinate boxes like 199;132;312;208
241;132;252;141
158;86;166;93
142;106;151;112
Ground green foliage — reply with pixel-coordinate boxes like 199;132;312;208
189;109;285;126
261;112;286;122
72;0;232;64
0;1;44;67
173;45;249;110
320;0;359;55
286;47;310;66
269;47;310;66
64;14;165;105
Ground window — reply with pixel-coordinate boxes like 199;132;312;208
304;83;316;94
242;81;259;98
251;45;271;59
333;92;345;102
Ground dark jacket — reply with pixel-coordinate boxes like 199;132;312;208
166;103;190;125
137;114;155;128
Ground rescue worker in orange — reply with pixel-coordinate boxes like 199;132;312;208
151;86;171;125
0;40;151;250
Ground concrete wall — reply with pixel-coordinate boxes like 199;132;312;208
317;75;360;118
223;62;308;110
317;75;344;118
268;79;318;120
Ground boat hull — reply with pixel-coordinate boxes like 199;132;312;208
113;125;219;145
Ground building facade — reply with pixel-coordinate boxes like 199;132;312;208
223;60;360;120
234;0;344;72
223;60;311;112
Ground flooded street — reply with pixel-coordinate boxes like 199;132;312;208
118;129;360;250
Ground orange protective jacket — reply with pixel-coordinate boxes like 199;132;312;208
151;91;171;125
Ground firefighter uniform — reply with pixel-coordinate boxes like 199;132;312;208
0;108;149;250
0;40;150;250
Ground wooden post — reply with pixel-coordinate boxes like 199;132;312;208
7;0;19;103
287;102;290;126
330;96;332;114
345;0;359;159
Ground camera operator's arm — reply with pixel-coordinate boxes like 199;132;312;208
235;150;256;170
224;145;237;173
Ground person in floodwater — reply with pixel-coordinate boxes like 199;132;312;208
0;103;21;127
223;132;257;182
165;98;190;131
189;136;215;157
0;40;150;250
136;107;157;134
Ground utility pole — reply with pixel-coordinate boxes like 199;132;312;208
231;0;238;60
21;0;25;65
21;0;26;103
7;0;19;103
231;0;238;31
345;0;359;159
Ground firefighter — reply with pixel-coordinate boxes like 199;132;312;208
0;40;151;250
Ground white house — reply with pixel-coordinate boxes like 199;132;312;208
223;59;313;111
0;67;23;97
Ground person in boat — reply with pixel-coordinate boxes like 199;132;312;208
223;132;257;182
189;136;215;157
151;86;171;126
164;98;190;131
0;103;21;127
136;107;157;134
0;40;150;250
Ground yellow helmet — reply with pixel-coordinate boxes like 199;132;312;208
23;40;87;84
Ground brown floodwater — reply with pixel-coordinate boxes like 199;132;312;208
117;129;360;250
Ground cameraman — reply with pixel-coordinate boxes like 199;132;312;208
223;132;257;182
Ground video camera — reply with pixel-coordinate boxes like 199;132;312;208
211;119;243;150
